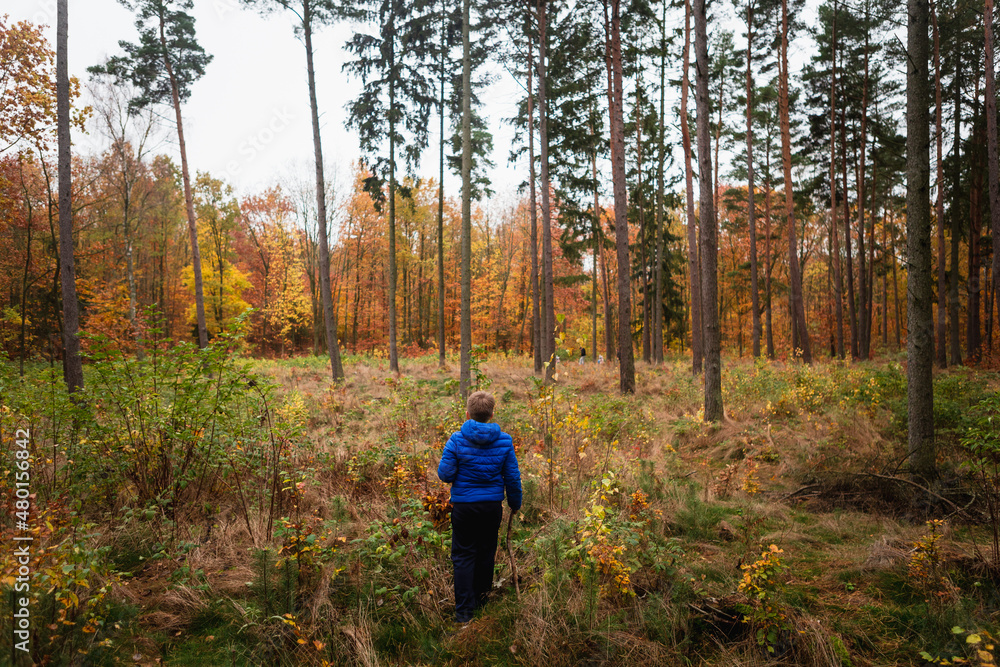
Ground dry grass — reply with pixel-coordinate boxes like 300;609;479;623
90;353;999;666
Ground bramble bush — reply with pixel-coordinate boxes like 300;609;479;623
76;328;300;546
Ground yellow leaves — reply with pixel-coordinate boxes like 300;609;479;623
0;16;68;150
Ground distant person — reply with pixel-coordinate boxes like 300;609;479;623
598;354;604;364
579;347;587;365
437;391;522;624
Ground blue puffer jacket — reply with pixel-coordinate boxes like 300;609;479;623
438;420;522;510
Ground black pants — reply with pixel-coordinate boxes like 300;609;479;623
450;500;502;622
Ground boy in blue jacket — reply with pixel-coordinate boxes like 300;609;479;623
437;391;522;623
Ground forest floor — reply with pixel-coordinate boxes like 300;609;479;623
4;350;1000;665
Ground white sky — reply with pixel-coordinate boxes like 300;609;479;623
10;0;827;211
11;0;524;202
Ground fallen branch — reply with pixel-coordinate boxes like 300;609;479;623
781;484;822;501
860;473;969;517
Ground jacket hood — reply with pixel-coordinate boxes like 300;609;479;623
460;419;502;446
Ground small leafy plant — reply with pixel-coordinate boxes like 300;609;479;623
737;544;790;653
920;627;997;666
908;519;958;608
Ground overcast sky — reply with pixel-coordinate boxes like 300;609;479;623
12;1;831;213
13;0;526;204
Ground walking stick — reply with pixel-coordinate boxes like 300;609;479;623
505;509;520;598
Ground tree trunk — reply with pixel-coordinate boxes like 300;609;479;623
438;1;447;368
882;207;889;348
746;0;762;359
892;214;902;349
123;184;141;358
605;0;635;393
765;152;775;357
595;146;615;362
388;44;400;374
417;230;425;346
517;266;527;354
528;30;542;374
538;0;556;381
986;0;1000;351
970;112;983;361
841;107;858;359
158;13;207;349
694;0;721;418
779;0;811;363
18;161;33;377
592;114;601;364
460;0;472;397
681;0;703;374
856;17;871;360
866;136;878;357
906;0;935;478
592;223;599;363
830;0;845;359
636;85;651;363
57;0;83;394
932;0;946;366
654;3;667;364
950;58;963;365
303;5;343;381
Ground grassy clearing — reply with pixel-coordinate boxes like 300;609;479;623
2;347;1000;665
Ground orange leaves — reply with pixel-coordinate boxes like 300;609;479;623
0;16;54;151
238;186;310;353
0;16;87;153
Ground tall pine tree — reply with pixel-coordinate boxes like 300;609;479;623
344;0;436;374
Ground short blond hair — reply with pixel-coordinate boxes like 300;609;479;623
466;391;495;422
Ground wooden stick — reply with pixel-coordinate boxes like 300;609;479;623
506;509;519;598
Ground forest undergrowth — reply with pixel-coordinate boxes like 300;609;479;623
3;338;1000;666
